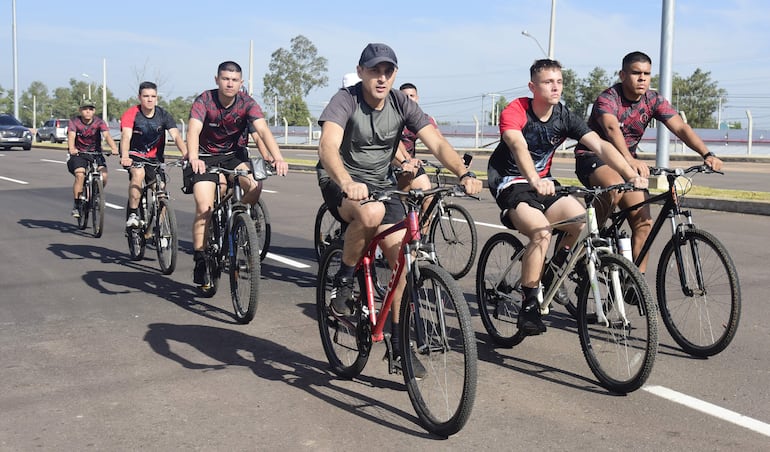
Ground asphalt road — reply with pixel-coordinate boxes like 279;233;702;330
1;147;768;450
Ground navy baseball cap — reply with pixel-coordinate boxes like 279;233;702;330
359;43;398;68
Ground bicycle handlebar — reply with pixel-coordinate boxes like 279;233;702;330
649;164;723;177
361;185;468;204
556;182;639;197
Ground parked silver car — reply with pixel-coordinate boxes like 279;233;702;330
0;114;33;151
36;118;69;143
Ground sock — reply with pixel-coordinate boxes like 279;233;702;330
339;262;355;279
522;286;539;310
194;250;205;262
128;207;138;216
390;322;400;356
73;199;80;208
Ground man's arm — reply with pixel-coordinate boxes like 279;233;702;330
103;130;118;155
120;127;133;166
596;113;650;177
664;115;724;170
186;118;205;174
417;125;481;195
168;128;188;160
580;131;648;188
500;129;553;195
252;118;287;176
67;130;77;155
317;121;370;200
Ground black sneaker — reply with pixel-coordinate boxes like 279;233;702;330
330;275;355;316
193;257;207;285
517;298;546;335
394;349;427;380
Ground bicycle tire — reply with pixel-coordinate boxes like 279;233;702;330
655;228;741;357
230;211;260;324
400;262;477;437
314;203;343;261
91;177;105;238
577;253;658;394
316;243;370;378
428;202;477;280
475;232;527;348
155;198;178;275
77;183;88;230
252;198;271;261
125;199;146;261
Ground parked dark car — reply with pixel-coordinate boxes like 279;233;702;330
0;114;33;151
36;118;69;143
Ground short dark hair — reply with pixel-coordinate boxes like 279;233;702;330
138;81;157;94
622;51;652;71
399;82;417;91
529;59;562;79
218;61;242;74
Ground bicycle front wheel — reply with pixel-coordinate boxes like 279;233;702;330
229;212;260;324
475;232;526;348
314;203;343;261
155;198;178;275
400;262;477;437
428;203;477;279
77;189;88;230
91;177;105;238
252;198;271;261
316;243;370;378
577;253;658;394
656;228;741;357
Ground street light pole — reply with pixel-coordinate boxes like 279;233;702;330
548;0;556;59
81;73;91;99
521;30;548;58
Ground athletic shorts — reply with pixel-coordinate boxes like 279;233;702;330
574;153;607;188
188;153;249;185
319;179;406;226
124;157;161;185
67;153;106;175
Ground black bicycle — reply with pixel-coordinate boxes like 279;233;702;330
600;164;741;357
198;164;261;324
74;151;106;238
125;159;182;275
249;162;274;262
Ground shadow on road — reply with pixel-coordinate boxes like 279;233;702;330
19;218;93;237
144;323;437;438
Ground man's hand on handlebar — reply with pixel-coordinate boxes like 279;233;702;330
460;175;482;196
341;181;369;201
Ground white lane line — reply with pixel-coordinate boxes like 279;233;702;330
265;252;310;269
0;176;29;184
105;202;124;210
41;159;65;164
262;189;277;194
475;220;507;230
644;385;770;438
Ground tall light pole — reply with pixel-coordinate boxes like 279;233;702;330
522;0;556;59
12;0;19;118
81;73;91;99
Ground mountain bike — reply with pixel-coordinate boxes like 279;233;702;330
476;183;658;394
125;159;182;275
600;164;741;357
313;161;477;280
316;185;477;437
74;151;106;238
198;164;261;324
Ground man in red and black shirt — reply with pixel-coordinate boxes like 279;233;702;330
186;61;287;286
67;98;118;217
120;81;188;228
487;59;646;336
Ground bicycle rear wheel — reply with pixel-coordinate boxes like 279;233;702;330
126;200;146;261
577;253;658;394
314;203;343;261
475;232;526;348
400;262;477;437
155;198;178;275
251;198;271;261
76;186;88;230
429;203;477;279
91;177;105;238
230;211;260;324
316;243;370;378
656;228;740;357
199;216;221;298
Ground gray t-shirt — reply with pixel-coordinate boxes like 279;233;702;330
317;84;430;190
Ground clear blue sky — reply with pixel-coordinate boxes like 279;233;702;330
2;0;769;130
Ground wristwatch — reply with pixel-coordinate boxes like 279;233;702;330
460;171;477;181
703;152;716;160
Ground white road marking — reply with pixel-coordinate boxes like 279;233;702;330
0;176;29;184
265;252;310;269
644;385;770;438
105;202;124;210
475;220;507;230
262;189;277;194
40;159;65;164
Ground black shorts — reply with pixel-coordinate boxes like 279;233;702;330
493;182;563;229
125;157;161;185
575;154;606;187
67;153;106;175
191;153;249;185
319;179;406;226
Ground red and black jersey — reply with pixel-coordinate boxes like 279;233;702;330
400;115;437;158
120;105;177;161
69;115;109;153
189;89;265;156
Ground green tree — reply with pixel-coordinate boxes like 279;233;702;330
262;35;328;125
488;96;508;125
576;67;615;119
0;85;12;114
560;68;580;113
651;69;726;128
19;81;50;127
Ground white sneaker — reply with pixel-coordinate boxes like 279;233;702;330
126;213;140;228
